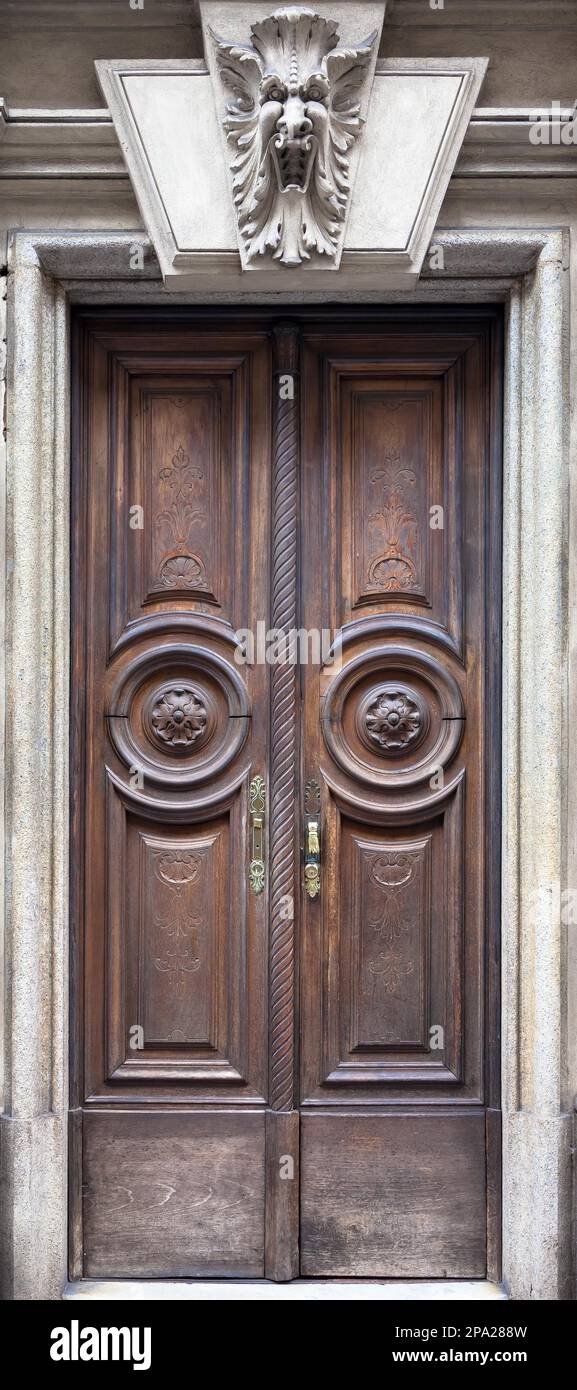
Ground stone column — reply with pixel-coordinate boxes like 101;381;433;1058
0;237;69;1299
501;232;573;1299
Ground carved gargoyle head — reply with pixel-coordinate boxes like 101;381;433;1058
210;7;378;267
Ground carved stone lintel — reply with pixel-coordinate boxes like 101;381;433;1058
209;7;379;268
95;48;488;289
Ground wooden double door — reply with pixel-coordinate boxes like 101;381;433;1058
71;308;502;1282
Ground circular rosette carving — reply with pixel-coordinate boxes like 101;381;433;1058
357;684;428;756
152;688;206;746
148;684;211;753
322;644;464;791
106;643;250;791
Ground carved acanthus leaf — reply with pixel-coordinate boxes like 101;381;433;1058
210;7;377;268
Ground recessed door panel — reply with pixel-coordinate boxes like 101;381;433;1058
82;1110;266;1280
300;1112;486;1279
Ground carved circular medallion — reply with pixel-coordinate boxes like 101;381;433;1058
357;684;427;755
106;643;250;791
148;684;210;751
322;643;464;791
151;687;207;746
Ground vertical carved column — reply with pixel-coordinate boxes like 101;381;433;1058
269;322;299;1114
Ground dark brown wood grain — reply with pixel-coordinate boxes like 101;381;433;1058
264;1110;300;1281
298;314;502;1274
71;307;502;1283
300;1112;487;1278
67;1107;83;1283
82;1110;265;1278
71;316;272;1276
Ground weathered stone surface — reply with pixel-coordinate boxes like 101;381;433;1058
96;45;487;290
3;245;69;1301
500;234;573;1300
202;3;384;270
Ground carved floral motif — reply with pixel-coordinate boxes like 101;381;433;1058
159;441;203;491
370;852;415;891
368;952;415;994
155;444;210;592
366;849;420;1000
364;688;422;752
154;852;203;987
157;852;202;885
367;451;419;593
159;555;208;590
151;687;208;747
210;7;377;267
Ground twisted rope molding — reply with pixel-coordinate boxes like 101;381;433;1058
269;322;299;1112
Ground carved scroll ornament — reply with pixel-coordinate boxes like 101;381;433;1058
210;6;378;267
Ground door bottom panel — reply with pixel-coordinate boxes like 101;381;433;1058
82;1110;265;1279
300;1112;486;1278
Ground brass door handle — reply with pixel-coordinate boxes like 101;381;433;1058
304;777;321;899
306;820;320;857
249;775;265;894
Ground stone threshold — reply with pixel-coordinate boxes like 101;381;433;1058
64;1280;506;1302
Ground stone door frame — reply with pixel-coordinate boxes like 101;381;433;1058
1;226;572;1300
